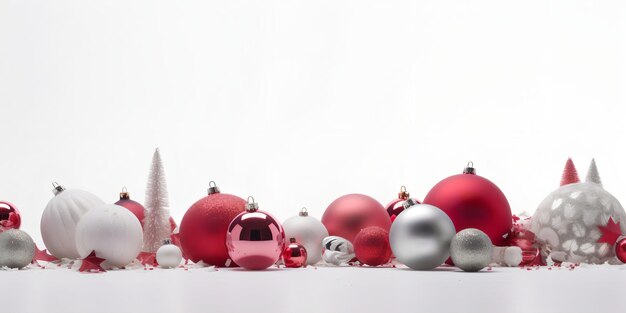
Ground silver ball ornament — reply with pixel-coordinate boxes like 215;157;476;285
450;228;492;272
389;200;456;270
0;229;36;269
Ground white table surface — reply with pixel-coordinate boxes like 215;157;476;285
2;263;624;313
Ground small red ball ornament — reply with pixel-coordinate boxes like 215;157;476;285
354;226;391;266
115;187;176;231
179;182;246;266
322;194;391;243
616;237;626;264
282;237;307;268
423;162;512;247
226;197;285;270
0;201;21;232
385;186;417;223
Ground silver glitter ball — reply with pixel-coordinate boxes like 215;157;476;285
0;229;36;269
450;228;492;272
389;203;456;270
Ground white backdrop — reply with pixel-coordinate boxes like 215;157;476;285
1;0;625;245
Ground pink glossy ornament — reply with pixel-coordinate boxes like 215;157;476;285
115;187;176;231
0;201;21;232
385;186;417;223
616;237;626;264
226;197;285;270
282;237;307;268
322;194;391;243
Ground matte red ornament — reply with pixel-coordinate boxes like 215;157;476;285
180;182;246;266
115;187;176;231
282;238;307;268
615;237;626;263
0;201;21;231
79;251;106;273
385;186;416;223
597;216;621;244
560;158;580;186
423;162;512;247
226;197;285;270
322;194;391;243
354;226;391;266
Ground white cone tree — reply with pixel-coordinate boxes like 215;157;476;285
586;158;602;186
142;148;173;253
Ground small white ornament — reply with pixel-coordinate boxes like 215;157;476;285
283;207;329;265
156;239;182;268
40;183;104;259
75;204;143;268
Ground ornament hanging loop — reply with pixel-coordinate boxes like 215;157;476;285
52;182;66;195
299;207;308;216
246;196;259;212
463;161;476;175
207;181;221;195
398;185;410;199
120;186;130;199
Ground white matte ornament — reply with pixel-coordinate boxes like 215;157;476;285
75;204;143;268
40;183;105;259
156;241;182;268
532;161;626;264
283;208;329;265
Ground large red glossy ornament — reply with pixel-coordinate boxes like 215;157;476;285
322;194;391;243
616;237;626;264
423;162;512;246
282;237;307;268
354;226;391;266
226;197;285;270
385;186;416;223
179;182;246;266
0;201;21;232
115;187;176;231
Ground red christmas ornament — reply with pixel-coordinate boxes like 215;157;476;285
115;187;176;231
385;186;416;223
179;182;246;266
0;201;21;231
226;197;285;270
615;237;626;263
282;238;307;268
354;226;391;266
322;194;391;243
423;162;512;247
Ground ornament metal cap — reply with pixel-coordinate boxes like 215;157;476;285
52;182;66;195
299;207;308;216
119;186;130;199
463;161;476;175
162;238;172;245
398;185;410;200
289;237;297;243
207;181;221;195
246;196;259;212
402;198;420;210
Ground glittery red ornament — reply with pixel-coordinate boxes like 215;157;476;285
179;182;246;266
354;226;391;266
385;186;416;223
282;238;307;268
423;162;512;247
615;237;626;263
115;187;176;231
0;201;20;232
322;194;391;243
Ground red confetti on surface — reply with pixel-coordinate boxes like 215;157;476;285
78;251;106;273
137;252;158;266
598;216;622;244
